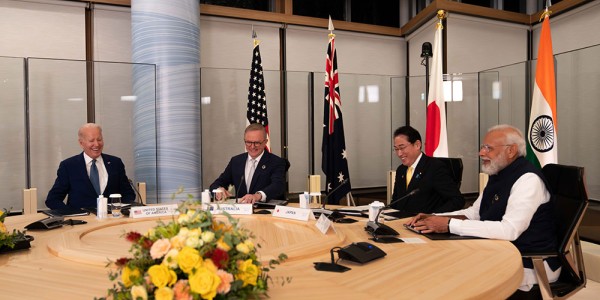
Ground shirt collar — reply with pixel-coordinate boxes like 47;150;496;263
410;152;423;169
83;153;103;165
248;151;264;163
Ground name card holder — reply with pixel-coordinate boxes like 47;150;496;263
207;203;253;215
129;204;179;219
272;205;315;221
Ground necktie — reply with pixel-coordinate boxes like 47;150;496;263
90;159;101;196
246;159;256;192
406;166;413;188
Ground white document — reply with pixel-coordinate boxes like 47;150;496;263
272;205;313;221
315;213;332;234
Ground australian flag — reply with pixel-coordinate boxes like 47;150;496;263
322;33;351;205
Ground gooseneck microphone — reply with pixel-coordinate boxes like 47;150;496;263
235;175;244;203
421;42;432;58
128;179;143;205
321;178;350;209
365;188;420;237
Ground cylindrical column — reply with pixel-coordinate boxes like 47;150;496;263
131;0;201;202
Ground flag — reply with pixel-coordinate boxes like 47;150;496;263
247;38;271;152
425;20;448;157
526;13;557;168
322;18;351;205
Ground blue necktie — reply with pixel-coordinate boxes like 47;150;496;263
90;159;101;196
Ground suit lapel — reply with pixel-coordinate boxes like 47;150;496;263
79;153;97;192
249;152;269;191
408;155;427;189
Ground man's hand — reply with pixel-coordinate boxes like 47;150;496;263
239;193;261;204
215;187;231;201
406;213;450;233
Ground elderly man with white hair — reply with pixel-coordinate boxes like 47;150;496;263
408;124;560;298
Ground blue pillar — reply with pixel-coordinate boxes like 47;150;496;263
131;0;201;202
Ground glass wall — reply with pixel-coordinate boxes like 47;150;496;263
0;56;26;211
479;44;600;201
201;68;403;196
0;57;157;212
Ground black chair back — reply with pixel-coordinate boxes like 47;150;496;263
542;164;588;254
437;157;464;189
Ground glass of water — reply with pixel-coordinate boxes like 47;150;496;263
109;193;122;218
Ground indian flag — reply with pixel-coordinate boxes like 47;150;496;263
526;13;557;168
425;19;448;157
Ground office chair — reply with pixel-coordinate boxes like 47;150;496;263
522;163;588;300
436;157;464;189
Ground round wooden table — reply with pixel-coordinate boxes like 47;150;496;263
0;212;523;299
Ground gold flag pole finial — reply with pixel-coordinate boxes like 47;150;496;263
436;10;447;29
252;26;260;47
540;7;552;22
328;15;335;38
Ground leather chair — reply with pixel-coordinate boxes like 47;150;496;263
436;157;464;189
522;163;589;300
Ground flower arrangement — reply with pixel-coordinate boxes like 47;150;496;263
101;192;289;300
0;208;28;251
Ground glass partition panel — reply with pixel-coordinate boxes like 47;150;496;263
28;58;88;209
94;61;158;203
286;71;311;194
28;58;158;208
312;73;394;190
200;68;282;191
480;45;600;201
0;56;26;212
390;76;407;170
554;45;600;200
408;73;480;194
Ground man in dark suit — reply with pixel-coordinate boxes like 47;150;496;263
210;123;286;203
45;123;135;209
391;126;464;213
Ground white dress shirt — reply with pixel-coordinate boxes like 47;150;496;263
245;152;266;201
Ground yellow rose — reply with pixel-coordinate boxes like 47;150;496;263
236;259;260;287
216;236;231;252
130;285;148;300
236;242;250;254
203;258;218;272
189;228;201;238
154;286;174;300
177;214;190;224
185;236;201;248
0;222;6;234
244;239;255;251
148;264;177;288
177;246;202;274
188;266;221;300
122;266;141;287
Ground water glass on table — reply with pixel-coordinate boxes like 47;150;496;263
109;193;122;218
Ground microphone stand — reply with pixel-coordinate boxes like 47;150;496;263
421;42;432;107
365;189;420;238
312;179;349;219
128;179;143;206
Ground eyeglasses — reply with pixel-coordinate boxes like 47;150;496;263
245;140;265;147
479;144;512;153
393;144;412;152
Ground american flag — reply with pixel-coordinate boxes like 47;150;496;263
322;30;351;205
247;40;271;152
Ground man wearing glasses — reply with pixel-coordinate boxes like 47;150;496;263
407;124;559;295
209;123;286;203
390;125;464;214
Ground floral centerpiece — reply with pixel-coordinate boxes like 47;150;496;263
0;208;30;252
101;192;289;300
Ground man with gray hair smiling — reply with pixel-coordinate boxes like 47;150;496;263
407;124;560;298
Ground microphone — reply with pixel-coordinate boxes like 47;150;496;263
236;175;244;204
421;42;432;58
128;179;143;205
321;178;350;209
365;188;420;237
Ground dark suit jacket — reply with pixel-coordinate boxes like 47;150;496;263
391;154;464;213
209;151;286;200
45;153;135;209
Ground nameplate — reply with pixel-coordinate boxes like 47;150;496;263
207;203;253;215
315;213;333;234
129;204;179;219
272;205;313;221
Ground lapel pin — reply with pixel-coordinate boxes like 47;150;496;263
261;165;266;170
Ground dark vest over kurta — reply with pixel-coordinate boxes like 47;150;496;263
480;157;558;269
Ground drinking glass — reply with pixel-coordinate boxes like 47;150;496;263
109;194;122;218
